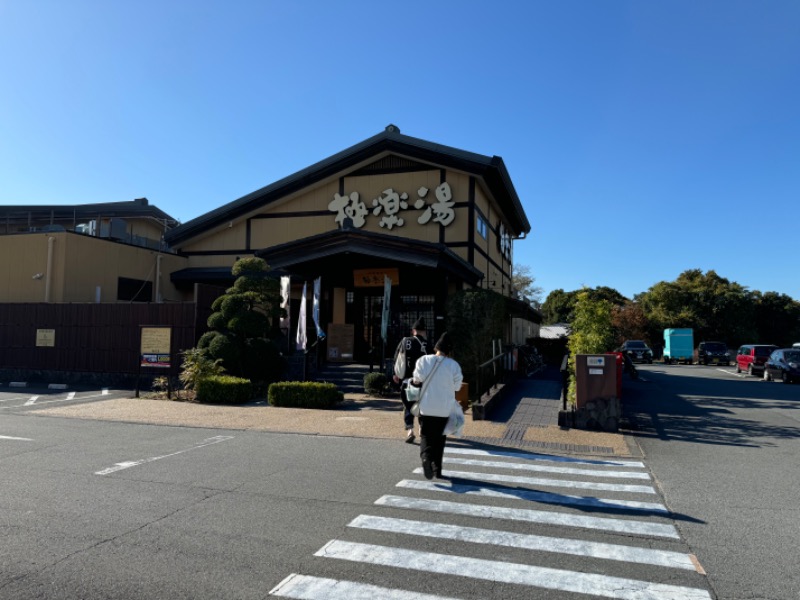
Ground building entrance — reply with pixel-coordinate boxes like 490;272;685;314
349;291;435;365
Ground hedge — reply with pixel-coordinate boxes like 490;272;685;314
268;381;343;409
195;375;253;404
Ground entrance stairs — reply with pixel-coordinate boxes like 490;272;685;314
314;363;375;395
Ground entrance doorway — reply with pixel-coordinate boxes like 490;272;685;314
349;291;435;364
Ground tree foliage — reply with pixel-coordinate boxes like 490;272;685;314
511;264;543;307
541;286;627;325
446;289;507;388
197;257;286;382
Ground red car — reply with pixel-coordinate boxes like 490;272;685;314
735;344;778;377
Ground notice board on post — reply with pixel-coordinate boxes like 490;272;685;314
326;324;354;362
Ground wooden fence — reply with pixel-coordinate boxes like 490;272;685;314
0;302;201;383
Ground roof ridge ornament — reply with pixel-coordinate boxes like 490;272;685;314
385;124;400;133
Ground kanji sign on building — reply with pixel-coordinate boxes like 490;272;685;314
329;182;456;230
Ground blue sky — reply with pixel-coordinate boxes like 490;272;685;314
2;1;798;301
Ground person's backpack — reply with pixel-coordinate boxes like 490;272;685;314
395;335;428;380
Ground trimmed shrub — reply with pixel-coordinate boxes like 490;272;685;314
268;381;343;409
363;372;388;395
195;375;253;405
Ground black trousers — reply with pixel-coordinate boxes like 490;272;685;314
419;415;448;472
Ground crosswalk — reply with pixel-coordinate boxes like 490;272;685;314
269;445;711;599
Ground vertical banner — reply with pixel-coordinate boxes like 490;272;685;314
313;277;325;340
381;275;391;343
279;276;291;332
296;282;307;351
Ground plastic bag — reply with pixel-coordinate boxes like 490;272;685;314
443;400;465;437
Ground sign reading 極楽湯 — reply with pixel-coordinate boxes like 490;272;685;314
329;182;455;230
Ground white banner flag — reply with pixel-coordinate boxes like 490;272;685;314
313;277;325;340
381;275;391;343
296;282;307;351
279;276;290;332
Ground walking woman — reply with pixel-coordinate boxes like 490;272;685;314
411;332;463;479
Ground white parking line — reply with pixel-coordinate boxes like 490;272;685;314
375;495;679;538
314;540;712;600
24;396;39;406
349;514;696;571
95;435;234;475
396;479;668;513
0;434;34;441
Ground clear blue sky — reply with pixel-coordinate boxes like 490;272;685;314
2;1;798;301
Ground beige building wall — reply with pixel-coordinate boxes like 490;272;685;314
0;233;188;303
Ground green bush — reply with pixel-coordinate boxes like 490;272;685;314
195;375;253;404
268;381;343;409
363;372;388;394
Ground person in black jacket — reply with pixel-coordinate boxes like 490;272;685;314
392;318;432;443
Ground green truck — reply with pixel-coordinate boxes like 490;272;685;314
663;328;694;364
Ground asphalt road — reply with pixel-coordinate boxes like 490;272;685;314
2;399;713;599
623;363;800;600
6;365;796;599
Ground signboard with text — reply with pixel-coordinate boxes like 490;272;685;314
140;326;171;368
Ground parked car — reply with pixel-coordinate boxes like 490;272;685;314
695;341;730;366
763;348;800;383
620;340;653;364
735;344;779;377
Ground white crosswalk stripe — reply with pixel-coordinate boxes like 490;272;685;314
270;444;710;599
442;456;653;479
411;466;657;493
374;494;679;538
348;514;696;570
396;479;668;512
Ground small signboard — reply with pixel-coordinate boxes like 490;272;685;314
140;326;171;368
36;329;56;347
587;356;606;367
589;368;604;375
354;268;399;288
327;324;354;362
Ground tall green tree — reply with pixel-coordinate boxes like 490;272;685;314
446;289;506;390
566;290;616;405
511;264;543;307
198;257;286;382
541;286;627;325
637;269;755;346
752;291;800;346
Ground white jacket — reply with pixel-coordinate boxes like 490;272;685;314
413;354;463;417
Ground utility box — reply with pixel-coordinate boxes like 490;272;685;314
575;354;618;409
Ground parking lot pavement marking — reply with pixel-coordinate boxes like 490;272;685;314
411;468;656;494
270;573;459;600
24;396;39;406
396;480;668;513
67;391;76;400
314;540;712;600
375;495;680;539
1;434;34;441
102;388;109;395
95;435;234;475
349;514;696;571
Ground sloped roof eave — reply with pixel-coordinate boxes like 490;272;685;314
165;127;529;246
